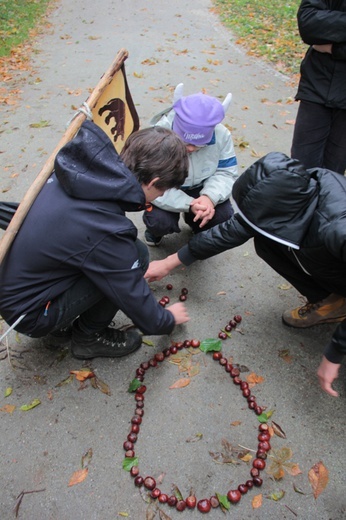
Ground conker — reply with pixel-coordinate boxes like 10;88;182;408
245;479;254;489
218;331;227;340
179;294;187;301
127;432;137;443
238;484;248;494
258;440;271;451
185;495;197;509
258;432;270;442
176;500;186;511
210;495;219;508
155;352;165;362
130;466;139;477
190;339;200;348
134;475;143;487
123;441;133;451
181;288;188;295
143;476;156;490
167;495;177;506
197;499;211;513
166;283;173;290
212;352;222;360
227;489;241;504
253;458;266;470
252;476;263;487
234;314;242;323
151;488;161;498
158;493;168;503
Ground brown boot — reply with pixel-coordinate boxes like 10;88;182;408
282;294;346;329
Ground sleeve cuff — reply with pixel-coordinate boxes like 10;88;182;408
324;341;345;364
177;244;198;266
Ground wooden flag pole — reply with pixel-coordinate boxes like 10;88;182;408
0;48;129;265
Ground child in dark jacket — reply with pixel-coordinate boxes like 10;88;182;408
0;122;190;360
145;152;346;397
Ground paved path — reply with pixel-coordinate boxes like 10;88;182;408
0;1;345;519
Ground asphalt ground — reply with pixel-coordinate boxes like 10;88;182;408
0;1;345;519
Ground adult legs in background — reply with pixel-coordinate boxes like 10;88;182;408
291;100;346;175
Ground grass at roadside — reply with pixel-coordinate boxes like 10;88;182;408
0;1;305;79
212;0;306;75
0;0;52;57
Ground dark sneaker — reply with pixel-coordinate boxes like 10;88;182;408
144;229;162;247
71;326;142;359
282;294;346;328
45;326;72;350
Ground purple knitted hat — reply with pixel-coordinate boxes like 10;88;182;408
172;92;225;146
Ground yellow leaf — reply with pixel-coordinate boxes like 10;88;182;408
118;514;129;518
308;461;329;499
240;453;253;463
4;387;12;397
169;378;190;389
252;493;263;509
68;467;88;487
0;404;16;414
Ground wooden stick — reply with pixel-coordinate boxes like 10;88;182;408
0;48;129;265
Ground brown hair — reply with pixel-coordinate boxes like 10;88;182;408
120;126;188;189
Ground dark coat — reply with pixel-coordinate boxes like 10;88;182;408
0;121;174;337
295;0;346;108
178;152;346;362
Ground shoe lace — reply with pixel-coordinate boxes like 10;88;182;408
95;328;127;348
298;302;320;317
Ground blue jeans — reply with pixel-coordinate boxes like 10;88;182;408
15;239;149;337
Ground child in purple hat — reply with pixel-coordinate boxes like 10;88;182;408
143;84;238;246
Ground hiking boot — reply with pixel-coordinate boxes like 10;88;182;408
144;229;162;247
282;294;346;329
45;326;72;350
71;326;142;359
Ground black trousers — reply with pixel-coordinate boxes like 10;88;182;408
291;100;346;175
254;236;346;304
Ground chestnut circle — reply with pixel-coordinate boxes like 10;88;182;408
124;337;270;513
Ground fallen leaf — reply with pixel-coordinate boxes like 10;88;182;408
4;386;12;397
217;291;226;295
118;513;129;518
252;493;263;509
169;378;190;389
266;489;285;501
81;448;93;468
186;433;203;443
55;374;74;387
68;467;88;487
70;369;95;381
231;421;242;427
308;461;329;499
246;372;265;386
20;399;41;411
0;404;16;413
278;283;291;290
271;421;286;439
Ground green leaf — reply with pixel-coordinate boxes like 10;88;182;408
122;456;139;471
142;338;154;346
20;398;41;411
258;409;275;423
128;378;142;393
29;120;51;128
4;387;12;397
216;492;230;510
266;489;285;501
199;338;222;353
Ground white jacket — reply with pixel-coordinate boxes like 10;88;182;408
152;110;238;212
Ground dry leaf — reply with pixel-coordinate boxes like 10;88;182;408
252;493;263;509
169;378;190;389
271;421;286;439
308;461;329;499
246;372;265;386
230;421;242;427
0;404;16;413
70;370;95;381
68;468;88;487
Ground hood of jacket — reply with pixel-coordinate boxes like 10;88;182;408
232;152;319;249
54;120;146;211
